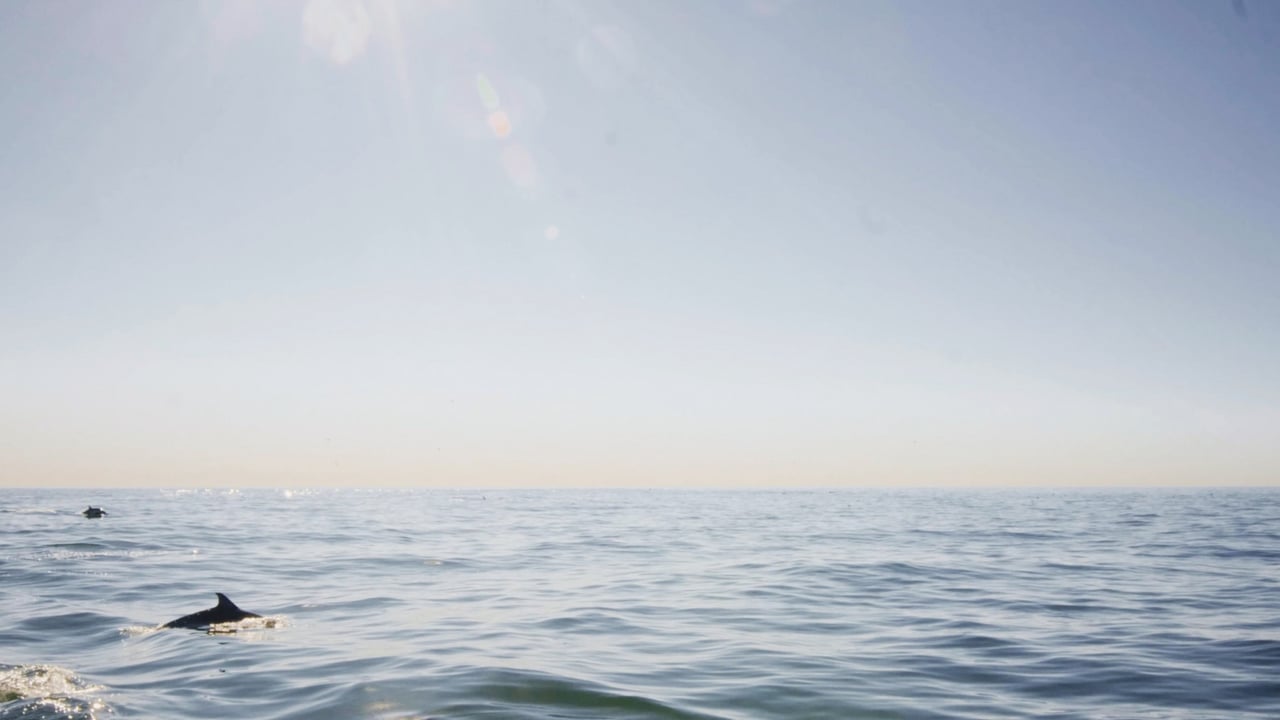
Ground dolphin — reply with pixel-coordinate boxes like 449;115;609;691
82;506;107;518
162;593;263;630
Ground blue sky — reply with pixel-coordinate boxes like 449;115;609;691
2;0;1277;487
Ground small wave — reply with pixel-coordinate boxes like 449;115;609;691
0;664;108;720
26;540;171;563
44;542;112;552
1040;561;1120;573
0;507;61;516
432;666;724;720
18;612;111;634
120;624;161;638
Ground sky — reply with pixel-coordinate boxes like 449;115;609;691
1;0;1278;488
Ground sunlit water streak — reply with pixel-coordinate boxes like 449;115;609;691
2;488;1278;719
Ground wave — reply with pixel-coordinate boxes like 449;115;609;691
0;664;108;720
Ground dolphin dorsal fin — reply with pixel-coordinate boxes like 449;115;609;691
215;593;240;611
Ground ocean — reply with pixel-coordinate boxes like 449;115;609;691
1;488;1277;719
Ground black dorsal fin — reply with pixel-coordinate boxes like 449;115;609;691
215;593;240;611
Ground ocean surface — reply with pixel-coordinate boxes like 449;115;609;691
1;488;1277;720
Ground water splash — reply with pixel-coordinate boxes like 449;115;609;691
0;665;107;720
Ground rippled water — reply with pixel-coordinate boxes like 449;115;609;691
2;488;1278;719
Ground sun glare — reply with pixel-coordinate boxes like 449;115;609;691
303;0;373;65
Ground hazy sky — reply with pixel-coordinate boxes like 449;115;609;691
2;0;1277;488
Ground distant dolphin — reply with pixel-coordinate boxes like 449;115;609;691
82;506;107;518
162;593;263;630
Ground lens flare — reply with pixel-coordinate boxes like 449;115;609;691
475;72;500;111
487;110;512;139
302;0;372;65
502;144;537;187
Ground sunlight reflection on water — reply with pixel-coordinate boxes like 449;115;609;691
2;488;1278;719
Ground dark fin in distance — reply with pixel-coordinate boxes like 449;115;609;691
162;593;263;630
